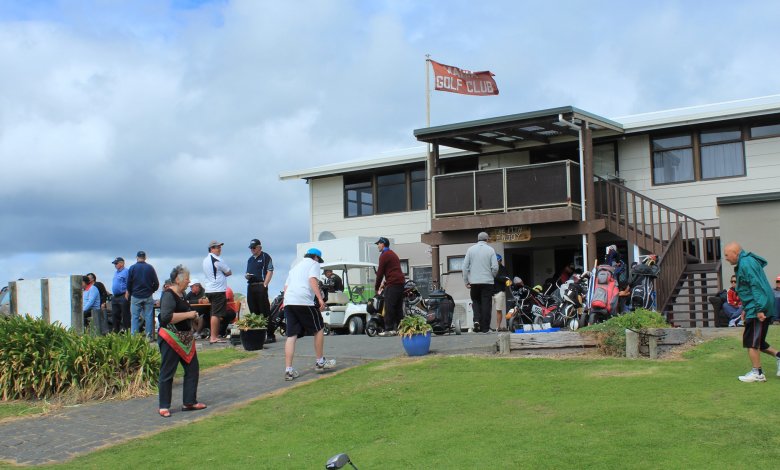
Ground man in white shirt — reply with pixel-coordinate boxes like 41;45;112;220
202;240;232;344
282;248;336;381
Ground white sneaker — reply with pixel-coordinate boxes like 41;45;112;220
738;370;767;382
315;358;336;372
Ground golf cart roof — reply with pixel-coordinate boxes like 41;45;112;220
320;261;378;271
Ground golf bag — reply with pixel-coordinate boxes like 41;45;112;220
365;293;385;337
629;262;660;310
268;291;286;337
590;265;619;314
425;289;455;335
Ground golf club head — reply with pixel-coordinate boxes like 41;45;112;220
325;453;351;469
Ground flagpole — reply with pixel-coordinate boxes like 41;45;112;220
425;54;439;289
425;54;431;127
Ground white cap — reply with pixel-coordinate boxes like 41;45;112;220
189;278;201;286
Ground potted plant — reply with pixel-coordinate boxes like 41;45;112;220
234;313;268;351
397;314;432;356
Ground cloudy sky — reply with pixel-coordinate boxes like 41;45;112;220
1;0;778;295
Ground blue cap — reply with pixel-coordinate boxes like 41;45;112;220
305;248;324;262
496;254;502;262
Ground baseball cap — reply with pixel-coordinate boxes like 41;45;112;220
189;278;201;286
374;237;390;246
112;256;124;265
305;247;324;262
208;240;224;249
249;239;261;248
478;232;489;241
496;254;502;262
776;275;780;282
136;251;146;259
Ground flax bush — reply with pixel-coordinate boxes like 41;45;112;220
580;308;669;356
0;315;160;400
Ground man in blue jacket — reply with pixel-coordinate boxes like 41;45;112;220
724;242;780;383
127;250;160;339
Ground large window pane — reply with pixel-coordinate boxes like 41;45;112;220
701;142;745;179
377;171;407;213
653;148;694;184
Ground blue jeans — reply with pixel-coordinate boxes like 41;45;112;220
723;303;743;321
131;295;155;337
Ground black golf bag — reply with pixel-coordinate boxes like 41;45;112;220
629;262;660;310
425;289;455;335
268;291;286;336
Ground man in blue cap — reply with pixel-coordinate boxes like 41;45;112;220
374;237;405;336
282;248;336;381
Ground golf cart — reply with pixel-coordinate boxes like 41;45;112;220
319;261;377;335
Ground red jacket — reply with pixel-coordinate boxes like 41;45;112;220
375;249;405;290
727;287;742;307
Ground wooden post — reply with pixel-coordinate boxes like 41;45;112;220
71;275;84;334
41;279;50;324
9;281;17;316
431;245;440;290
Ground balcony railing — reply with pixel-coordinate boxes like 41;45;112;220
432;160;581;217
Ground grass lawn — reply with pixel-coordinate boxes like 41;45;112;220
0;348;254;422
15;331;780;469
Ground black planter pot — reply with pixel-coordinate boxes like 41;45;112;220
240;328;267;351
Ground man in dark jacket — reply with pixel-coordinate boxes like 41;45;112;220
725;242;780;383
374;237;405;336
127;250;160;339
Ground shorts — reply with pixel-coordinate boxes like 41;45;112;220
492;291;506;314
285;305;325;338
206;292;227;319
743;317;771;350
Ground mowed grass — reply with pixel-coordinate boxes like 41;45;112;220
14;331;780;469
0;348;254;422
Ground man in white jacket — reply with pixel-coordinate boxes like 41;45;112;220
463;232;498;333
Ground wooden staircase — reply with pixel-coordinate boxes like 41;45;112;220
593;176;722;327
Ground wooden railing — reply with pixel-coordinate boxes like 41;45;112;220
593;175;705;257
656;226;686;317
701;226;721;263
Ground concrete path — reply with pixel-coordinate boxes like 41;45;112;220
0;332;498;466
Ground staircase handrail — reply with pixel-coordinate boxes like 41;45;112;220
656;225;686;318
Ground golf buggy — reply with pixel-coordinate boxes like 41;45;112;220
319;261;377;335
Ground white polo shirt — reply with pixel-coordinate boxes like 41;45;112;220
284;257;321;306
202;253;231;293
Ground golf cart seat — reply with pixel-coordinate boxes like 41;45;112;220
326;291;349;306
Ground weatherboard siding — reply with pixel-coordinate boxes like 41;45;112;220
309;176;430;244
618;135;780;221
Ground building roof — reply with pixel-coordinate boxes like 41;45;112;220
717;191;780;206
280;94;780;180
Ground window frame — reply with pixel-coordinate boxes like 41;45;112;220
399;259;409;275
446;255;465;273
650;126;747;186
748;121;780;140
342;164;427;218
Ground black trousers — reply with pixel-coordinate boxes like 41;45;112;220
383;284;404;331
470;284;493;332
111;295;131;332
247;283;271;316
158;339;199;409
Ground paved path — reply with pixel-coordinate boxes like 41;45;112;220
0;332;498;466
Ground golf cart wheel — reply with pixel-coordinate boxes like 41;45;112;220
322;325;331;336
454;319;462;335
277;321;286;337
508;317;522;333
579;312;589;329
347;316;364;335
568;318;579;331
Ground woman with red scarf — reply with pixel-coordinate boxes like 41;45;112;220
157;264;206;418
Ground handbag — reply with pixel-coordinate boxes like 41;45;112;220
158;323;197;364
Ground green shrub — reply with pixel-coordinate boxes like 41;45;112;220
0;315;160;400
580;308;669;356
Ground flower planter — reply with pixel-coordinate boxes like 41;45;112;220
240;328;267;351
401;331;431;356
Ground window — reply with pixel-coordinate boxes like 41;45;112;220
344;176;373;217
700;128;744;179
377;172;407;214
651;128;745;185
447;256;465;272
750;123;780;139
410;168;427;211
400;259;409;275
652;135;694;184
343;165;427;217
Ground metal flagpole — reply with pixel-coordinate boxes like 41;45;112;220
425;54;431;127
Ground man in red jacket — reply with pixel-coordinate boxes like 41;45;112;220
374;237;405;336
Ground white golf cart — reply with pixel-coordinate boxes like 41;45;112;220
319;261;377;335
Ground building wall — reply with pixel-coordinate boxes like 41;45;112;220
718;199;780;282
618;135;780;222
309;176;430;244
